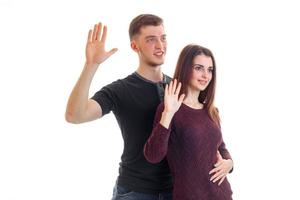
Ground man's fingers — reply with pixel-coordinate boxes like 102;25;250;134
87;30;92;43
92;24;98;41
96;23;102;41
107;48;118;57
100;25;107;43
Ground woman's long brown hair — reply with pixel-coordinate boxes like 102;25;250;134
173;44;220;126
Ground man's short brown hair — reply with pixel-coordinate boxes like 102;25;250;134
129;14;163;40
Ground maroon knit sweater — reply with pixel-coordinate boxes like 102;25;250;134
144;103;233;200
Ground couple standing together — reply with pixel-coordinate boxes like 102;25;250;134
66;14;233;200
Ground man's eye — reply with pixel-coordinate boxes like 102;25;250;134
147;38;155;42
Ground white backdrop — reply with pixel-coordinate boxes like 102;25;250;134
1;0;300;199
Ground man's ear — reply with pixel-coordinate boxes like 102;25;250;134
130;40;139;52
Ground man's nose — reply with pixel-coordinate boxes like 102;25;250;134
155;39;163;49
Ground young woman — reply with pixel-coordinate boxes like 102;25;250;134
144;44;233;199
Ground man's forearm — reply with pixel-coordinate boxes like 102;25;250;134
65;63;99;122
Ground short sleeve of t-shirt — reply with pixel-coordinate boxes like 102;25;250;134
90;80;121;116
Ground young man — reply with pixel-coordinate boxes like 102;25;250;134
65;14;173;199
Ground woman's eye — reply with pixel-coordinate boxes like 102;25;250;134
194;66;203;71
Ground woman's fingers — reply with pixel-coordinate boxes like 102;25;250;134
166;79;184;102
209;160;231;185
168;80;173;95
218;176;226;186
165;84;169;97
214;160;222;168
179;94;185;103
210;170;224;182
175;82;181;96
172;79;177;94
209;166;219;175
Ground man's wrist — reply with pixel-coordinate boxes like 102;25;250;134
85;61;99;68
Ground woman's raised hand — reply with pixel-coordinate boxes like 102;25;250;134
163;79;185;115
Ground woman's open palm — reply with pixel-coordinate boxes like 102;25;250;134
164;79;185;115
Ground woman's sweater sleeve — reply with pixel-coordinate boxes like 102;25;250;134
218;137;232;160
144;103;172;163
218;137;234;173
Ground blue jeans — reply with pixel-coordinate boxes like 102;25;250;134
111;184;172;200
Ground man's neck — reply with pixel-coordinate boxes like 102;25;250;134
136;65;163;82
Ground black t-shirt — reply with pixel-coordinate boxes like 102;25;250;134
91;72;172;194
